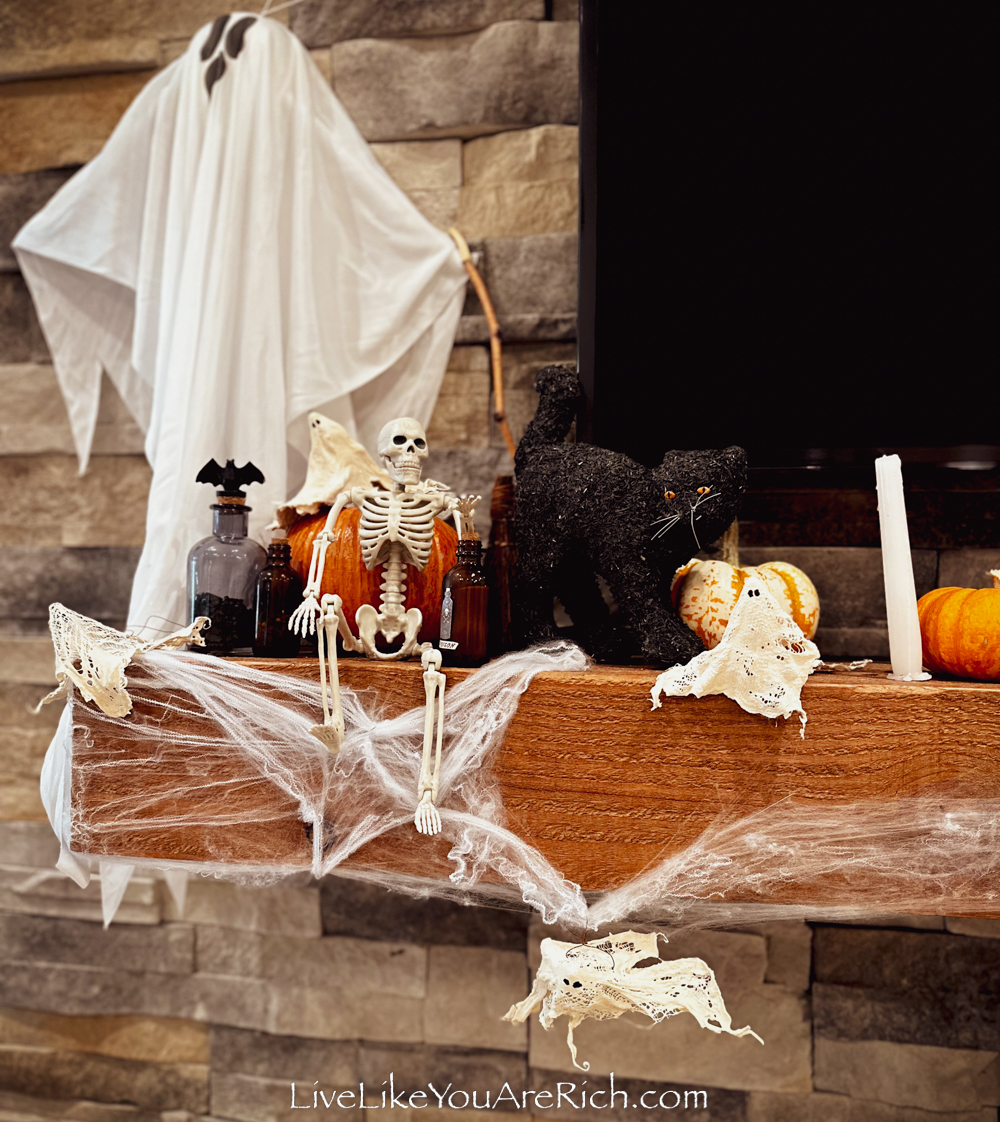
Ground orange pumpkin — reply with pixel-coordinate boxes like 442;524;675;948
917;572;1000;680
671;558;820;650
287;507;458;643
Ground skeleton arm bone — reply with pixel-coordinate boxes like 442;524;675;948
289;491;352;637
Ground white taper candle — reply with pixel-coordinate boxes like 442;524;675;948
875;454;930;681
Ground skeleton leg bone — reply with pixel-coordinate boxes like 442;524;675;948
310;594;346;752
415;647;446;835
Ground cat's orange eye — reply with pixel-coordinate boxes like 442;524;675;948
697;486;711;495
663;491;675;501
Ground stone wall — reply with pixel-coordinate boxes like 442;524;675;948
2;4;1000;1121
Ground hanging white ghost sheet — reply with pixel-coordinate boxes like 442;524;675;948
13;14;467;640
504;931;763;1071
652;574;821;736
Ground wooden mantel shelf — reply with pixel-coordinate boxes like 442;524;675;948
70;658;1000;911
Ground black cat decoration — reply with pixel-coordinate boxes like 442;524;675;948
513;366;747;667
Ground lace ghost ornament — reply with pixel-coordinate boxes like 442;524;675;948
39;603;209;718
503;931;762;1071
651;573;821;736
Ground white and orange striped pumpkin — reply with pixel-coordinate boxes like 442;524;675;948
671;559;820;650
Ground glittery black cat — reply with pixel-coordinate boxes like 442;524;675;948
513;366;747;666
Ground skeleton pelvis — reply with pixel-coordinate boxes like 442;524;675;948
355;603;424;659
288;507;457;640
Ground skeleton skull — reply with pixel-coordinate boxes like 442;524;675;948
377;418;428;486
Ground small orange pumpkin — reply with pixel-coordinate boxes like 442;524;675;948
287;507;458;642
671;558;820;649
917;572;1000;680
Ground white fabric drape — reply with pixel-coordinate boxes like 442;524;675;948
14;14;466;637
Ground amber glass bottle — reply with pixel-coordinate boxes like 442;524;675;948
485;474;516;657
439;497;489;666
253;533;303;657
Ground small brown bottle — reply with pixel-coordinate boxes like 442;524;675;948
485;474;516;657
439;495;489;667
253;531;303;658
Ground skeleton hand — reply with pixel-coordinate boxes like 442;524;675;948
289;530;333;637
289;590;322;637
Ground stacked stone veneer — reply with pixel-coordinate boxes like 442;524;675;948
3;3;1000;1120
3;816;1000;1122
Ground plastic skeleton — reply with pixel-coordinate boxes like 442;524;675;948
288;418;456;835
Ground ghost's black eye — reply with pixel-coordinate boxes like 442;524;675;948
573;981;583;988
563;978;570;985
393;435;407;445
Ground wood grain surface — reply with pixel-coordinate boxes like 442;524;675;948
70;657;1000;910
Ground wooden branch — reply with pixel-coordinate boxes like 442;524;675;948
448;227;516;458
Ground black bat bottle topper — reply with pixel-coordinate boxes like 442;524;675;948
196;459;265;502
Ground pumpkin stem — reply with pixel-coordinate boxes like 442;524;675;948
991;570;1000;590
718;521;739;568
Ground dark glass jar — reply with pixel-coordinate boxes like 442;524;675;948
439;537;489;667
188;502;266;654
485;475;516;657
253;535;303;657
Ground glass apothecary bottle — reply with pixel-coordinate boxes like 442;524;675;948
188;459;267;654
253;531;303;658
485;474;516;657
439;495;489;667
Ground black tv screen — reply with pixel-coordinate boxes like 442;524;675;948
579;5;996;469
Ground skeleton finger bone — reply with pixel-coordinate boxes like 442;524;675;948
289;593;321;637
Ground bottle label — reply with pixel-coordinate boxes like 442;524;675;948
440;639;459;650
440;587;454;639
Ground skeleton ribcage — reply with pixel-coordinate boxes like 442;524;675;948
358;492;436;570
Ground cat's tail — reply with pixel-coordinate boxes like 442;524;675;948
515;365;584;469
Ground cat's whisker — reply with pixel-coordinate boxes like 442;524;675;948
688;491;720;540
651;515;681;540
